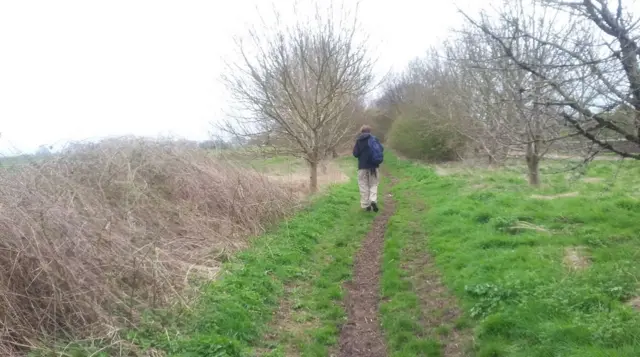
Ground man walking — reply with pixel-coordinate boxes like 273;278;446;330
352;125;384;212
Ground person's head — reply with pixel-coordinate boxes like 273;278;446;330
359;125;371;134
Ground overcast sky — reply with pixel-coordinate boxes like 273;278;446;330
0;0;484;154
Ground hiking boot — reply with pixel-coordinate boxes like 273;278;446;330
365;206;372;212
371;201;379;212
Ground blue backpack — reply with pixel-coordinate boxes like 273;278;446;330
368;136;384;166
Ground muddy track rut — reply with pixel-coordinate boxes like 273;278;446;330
338;176;397;357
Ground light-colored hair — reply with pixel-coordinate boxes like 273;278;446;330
359;125;371;133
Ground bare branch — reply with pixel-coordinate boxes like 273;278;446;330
460;0;640;163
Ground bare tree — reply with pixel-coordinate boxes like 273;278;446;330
462;0;640;162
451;0;602;185
220;1;375;192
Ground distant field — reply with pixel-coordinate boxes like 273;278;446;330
0;154;37;167
216;150;352;195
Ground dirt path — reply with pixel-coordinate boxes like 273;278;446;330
338;177;396;357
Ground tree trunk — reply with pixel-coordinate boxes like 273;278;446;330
331;148;338;158
525;142;540;186
309;160;319;193
518;83;542;187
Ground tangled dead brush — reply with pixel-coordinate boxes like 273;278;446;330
0;138;298;354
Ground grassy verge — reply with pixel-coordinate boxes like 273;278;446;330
255;173;390;357
387;155;640;357
127;175;374;356
255;201;378;356
381;155;470;357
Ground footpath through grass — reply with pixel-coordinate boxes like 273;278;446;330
380;155;472;357
72;152;640;357
254;174;391;357
385;155;640;357
128;174;375;356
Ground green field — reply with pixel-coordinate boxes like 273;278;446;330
32;153;640;356
0;154;38;167
384;155;640;356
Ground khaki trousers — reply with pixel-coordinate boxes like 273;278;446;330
358;168;379;208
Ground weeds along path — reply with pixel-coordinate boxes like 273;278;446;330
338;173;396;357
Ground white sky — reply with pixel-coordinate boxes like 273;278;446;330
0;0;484;154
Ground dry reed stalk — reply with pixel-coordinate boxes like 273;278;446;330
0;137;299;354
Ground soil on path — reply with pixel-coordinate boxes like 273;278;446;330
338;177;396;357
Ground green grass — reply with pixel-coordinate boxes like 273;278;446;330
381;154;474;357
255;188;382;356
380;154;444;357
385;155;640;356
26;150;640;357
125;174;374;357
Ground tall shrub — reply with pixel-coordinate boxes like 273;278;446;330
388;116;465;161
